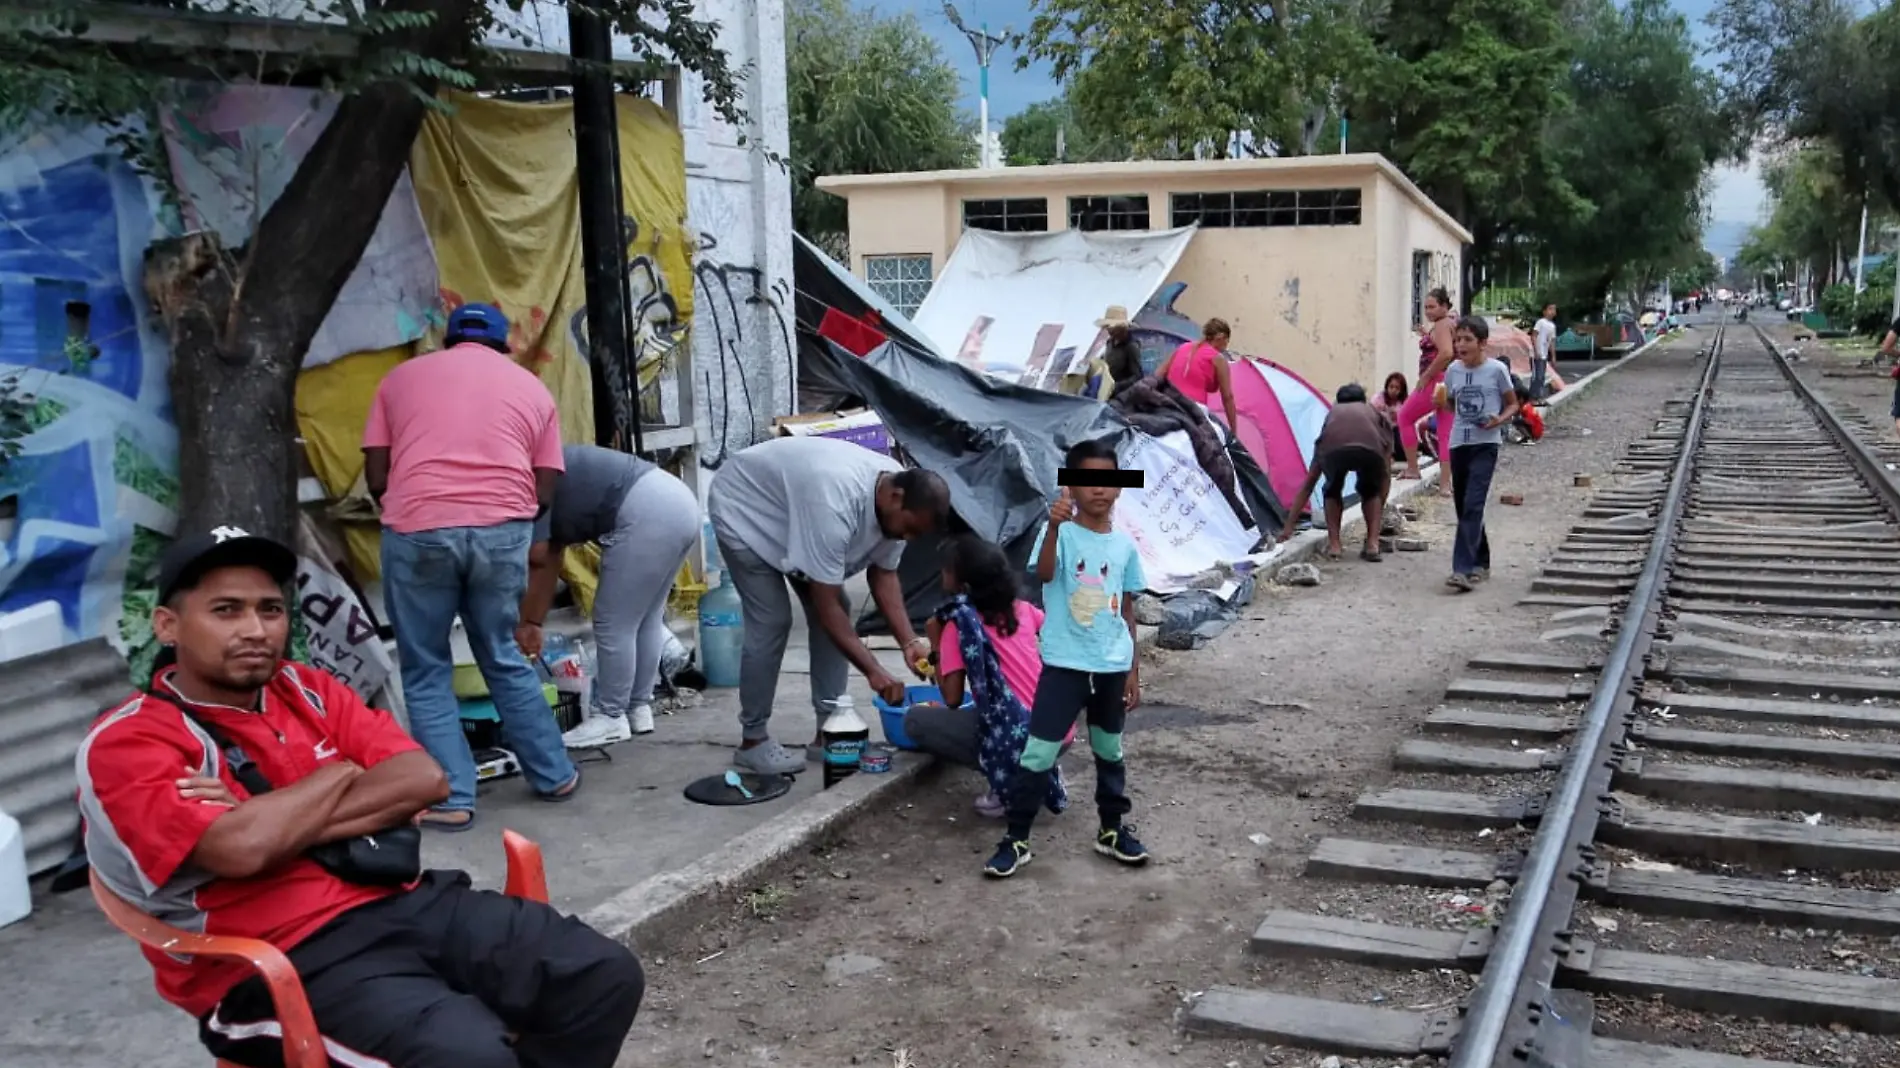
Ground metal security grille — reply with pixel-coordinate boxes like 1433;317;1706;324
1068;195;1152;231
864;255;934;317
1170;188;1363;228
962;198;1050;232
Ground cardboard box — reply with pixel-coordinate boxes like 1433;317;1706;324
773;408;891;455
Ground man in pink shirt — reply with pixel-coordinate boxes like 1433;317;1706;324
362;303;579;828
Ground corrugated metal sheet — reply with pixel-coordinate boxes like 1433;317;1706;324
0;638;132;874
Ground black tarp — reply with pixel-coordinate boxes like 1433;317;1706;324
790;236;1289;635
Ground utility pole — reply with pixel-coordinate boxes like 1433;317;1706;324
1855;198;1870;294
944;3;1009;169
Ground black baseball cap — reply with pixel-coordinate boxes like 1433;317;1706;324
156;526;298;604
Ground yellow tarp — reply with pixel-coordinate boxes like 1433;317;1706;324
294;346;411;582
409;91;694;452
291;91;692;617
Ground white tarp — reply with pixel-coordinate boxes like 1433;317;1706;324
914;227;1197;387
1114;431;1258;593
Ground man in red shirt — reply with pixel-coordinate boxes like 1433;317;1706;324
76;527;643;1068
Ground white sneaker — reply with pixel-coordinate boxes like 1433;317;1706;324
629;703;655;735
563;713;633;749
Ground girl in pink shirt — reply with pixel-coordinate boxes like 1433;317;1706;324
905;536;1072;819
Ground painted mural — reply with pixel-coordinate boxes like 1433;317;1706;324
160;85;440;368
0;126;177;649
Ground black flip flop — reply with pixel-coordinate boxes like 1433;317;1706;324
538;767;582;803
1360;548;1383;562
421;809;478;833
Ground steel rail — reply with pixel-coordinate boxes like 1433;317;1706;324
1754;324;1900;527
1449;324;1726;1068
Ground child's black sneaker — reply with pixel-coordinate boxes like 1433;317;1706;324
983;838;1032;878
1095;824;1151;866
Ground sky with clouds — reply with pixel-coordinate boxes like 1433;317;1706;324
867;0;1766;229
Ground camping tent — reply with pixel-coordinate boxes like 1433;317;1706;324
1227;358;1353;516
791;238;1275;633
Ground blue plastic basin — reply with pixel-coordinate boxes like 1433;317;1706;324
872;684;972;751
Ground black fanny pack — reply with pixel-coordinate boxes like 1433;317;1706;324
151;690;423;887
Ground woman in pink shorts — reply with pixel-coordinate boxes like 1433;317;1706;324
1397;287;1459;494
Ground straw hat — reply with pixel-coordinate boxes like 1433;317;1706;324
1095;305;1132;329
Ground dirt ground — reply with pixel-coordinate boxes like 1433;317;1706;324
616;339;1710;1068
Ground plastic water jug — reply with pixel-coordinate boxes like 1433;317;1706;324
0;807;29;929
697;574;744;688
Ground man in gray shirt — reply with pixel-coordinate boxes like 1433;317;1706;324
708;436;952;775
1440;316;1520;591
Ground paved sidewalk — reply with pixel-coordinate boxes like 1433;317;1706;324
0;578;915;1068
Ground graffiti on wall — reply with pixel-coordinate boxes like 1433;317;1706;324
693;233;792;468
0;128;177;649
565;215;690;442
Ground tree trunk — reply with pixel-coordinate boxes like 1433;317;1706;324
143;0;478;545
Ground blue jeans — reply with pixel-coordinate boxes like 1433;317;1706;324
1450;444;1499;576
381;521;576;810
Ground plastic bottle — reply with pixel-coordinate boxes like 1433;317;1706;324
702;520;724;574
697;572;744;688
0;807;30;929
820;697;870;790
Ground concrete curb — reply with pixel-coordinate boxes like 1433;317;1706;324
590;333;1675;957
582;751;937;950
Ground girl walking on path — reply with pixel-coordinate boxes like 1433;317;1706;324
1397;288;1459;494
1439;316;1521;592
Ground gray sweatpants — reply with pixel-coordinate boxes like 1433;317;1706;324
717;538;852;742
592;471;700;717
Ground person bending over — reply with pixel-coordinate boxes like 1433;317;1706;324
1279;383;1393;561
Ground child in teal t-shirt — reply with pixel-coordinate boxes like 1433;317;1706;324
984;438;1150;878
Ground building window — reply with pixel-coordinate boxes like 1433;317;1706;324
864;255;934;317
1068;195;1151;232
962;198;1049;233
1170;188;1363;228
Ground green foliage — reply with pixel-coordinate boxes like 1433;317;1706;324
1017;0;1384;159
1668;250;1721;299
787;0;971;241
1818;278;1895;336
1538;0;1727;305
1714;0;1900;212
998;92;1127;166
1738;143;1879;291
0;2;750;156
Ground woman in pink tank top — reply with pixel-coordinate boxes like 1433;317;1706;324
1155;317;1240;428
1396;288;1458;494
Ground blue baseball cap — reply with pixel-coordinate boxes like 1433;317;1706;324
444;302;511;350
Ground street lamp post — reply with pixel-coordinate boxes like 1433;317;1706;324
944;3;1009;168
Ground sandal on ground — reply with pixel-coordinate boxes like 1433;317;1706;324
1360;548;1382;562
1321;548;1344;561
420;808;478;832
538;767;583;802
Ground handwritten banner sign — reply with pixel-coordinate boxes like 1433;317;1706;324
1113;431;1257;593
296;557;393;701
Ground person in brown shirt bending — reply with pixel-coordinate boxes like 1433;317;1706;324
1277;383;1394;561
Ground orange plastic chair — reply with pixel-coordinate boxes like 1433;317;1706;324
91;829;552;1068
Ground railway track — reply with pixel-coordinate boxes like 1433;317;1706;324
1187;321;1900;1067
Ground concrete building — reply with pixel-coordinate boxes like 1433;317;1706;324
817;154;1470;390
